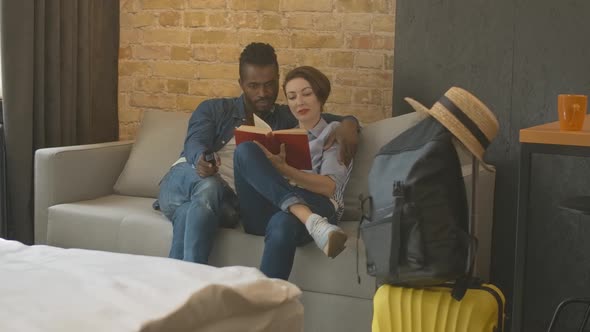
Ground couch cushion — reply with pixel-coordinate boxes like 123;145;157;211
113;110;191;198
46;195;377;300
48;151;496;294
342;111;428;221
47;195;173;256
211;220;376;300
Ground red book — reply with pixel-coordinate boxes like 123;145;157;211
234;125;312;170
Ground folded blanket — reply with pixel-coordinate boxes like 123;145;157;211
0;239;303;332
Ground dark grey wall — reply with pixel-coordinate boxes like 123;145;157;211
393;1;590;331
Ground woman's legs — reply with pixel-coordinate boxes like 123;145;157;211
260;212;308;280
233;145;283;236
234;142;347;261
234;142;306;214
261;188;337;280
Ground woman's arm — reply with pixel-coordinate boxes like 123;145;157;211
279;164;336;198
253;142;336;198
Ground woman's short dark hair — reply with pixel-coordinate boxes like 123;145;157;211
239;42;278;79
283;66;331;106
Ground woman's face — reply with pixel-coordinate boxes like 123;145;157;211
284;77;322;126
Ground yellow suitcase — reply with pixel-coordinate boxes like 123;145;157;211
372;283;505;332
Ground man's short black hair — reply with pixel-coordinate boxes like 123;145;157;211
239;42;278;79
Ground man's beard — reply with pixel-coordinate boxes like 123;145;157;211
250;97;275;114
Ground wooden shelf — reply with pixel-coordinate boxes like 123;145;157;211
520;114;590;147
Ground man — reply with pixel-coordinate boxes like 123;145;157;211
158;42;359;264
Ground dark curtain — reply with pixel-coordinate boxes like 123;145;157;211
0;0;119;243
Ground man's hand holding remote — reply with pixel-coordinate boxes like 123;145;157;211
196;151;220;177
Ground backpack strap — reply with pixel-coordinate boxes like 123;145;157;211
467;156;480;277
356;220;361;285
389;181;405;280
356;194;373;284
452;236;478;301
452;156;481;301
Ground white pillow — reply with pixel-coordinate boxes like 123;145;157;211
113;110;191;198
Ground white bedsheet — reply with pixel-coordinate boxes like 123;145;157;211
0;239;303;332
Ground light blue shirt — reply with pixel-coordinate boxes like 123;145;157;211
305;118;353;220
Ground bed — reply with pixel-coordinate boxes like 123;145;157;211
0;239;303;332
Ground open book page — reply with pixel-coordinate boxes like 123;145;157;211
253;114;271;130
234;126;271;154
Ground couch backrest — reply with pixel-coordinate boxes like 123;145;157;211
113;110;433;221
341;111;428;220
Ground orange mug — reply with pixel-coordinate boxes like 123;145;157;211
558;94;587;131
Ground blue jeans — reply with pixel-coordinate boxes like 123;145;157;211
158;162;237;264
234;142;336;280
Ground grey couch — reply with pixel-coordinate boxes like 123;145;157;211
34;110;496;332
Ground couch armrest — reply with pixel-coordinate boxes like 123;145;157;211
462;163;496;281
34;141;134;244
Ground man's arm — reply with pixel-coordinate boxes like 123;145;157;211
272;107;360;166
321;114;360;166
183;101;217;174
320;113;358;126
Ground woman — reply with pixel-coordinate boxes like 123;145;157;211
233;66;352;280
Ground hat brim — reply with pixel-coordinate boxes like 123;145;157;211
404;97;495;172
404;97;431;116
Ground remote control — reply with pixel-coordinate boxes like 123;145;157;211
204;151;216;166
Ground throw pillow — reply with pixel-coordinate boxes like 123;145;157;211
113;110;191;198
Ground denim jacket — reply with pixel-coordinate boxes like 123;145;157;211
180;95;352;166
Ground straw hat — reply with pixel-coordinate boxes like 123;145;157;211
404;87;499;170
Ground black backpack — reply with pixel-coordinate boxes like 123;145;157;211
360;116;475;287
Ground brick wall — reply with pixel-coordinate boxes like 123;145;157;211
119;0;395;140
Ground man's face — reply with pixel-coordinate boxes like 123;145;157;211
239;64;279;114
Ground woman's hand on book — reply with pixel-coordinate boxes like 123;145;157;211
254;141;288;172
